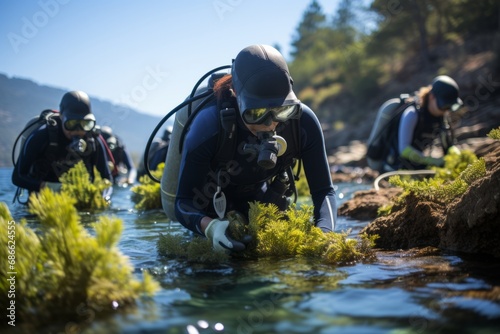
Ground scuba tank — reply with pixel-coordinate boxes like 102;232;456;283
12;109;59;166
141;65;231;221
160;85;213;220
366;94;412;172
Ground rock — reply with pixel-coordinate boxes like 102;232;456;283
439;142;500;256
338;188;402;220
359;141;500;258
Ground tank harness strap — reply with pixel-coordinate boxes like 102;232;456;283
212;107;237;170
46;112;60;159
287;118;301;202
99;133;118;176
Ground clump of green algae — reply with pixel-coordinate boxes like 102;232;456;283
130;163;164;210
158;202;377;265
59;160;112;210
0;163;159;326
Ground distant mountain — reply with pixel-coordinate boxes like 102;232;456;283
0;73;164;167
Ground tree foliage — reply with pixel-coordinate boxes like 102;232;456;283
289;0;500;125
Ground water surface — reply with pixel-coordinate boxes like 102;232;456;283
1;167;499;333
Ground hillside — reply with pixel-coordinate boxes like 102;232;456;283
322;34;500;157
0;73;162;167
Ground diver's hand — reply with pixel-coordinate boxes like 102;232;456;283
205;219;246;252
43;182;62;192
425;156;444;167
447;145;461;155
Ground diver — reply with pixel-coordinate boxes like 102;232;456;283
12;90;113;200
166;44;337;252
367;75;463;173
137;125;171;178
100;126;137;185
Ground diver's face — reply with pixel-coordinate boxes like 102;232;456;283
62;127;86;139
244;121;279;136
429;93;449;117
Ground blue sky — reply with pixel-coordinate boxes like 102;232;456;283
1;0;340;117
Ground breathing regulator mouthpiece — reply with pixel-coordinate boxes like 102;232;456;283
69;136;87;154
244;131;287;169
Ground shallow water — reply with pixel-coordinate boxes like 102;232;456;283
2;167;500;334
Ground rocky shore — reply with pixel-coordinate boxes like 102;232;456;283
334;136;500;258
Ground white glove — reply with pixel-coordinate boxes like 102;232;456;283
447;145;461;155
44;182;62;192
205;219;246;252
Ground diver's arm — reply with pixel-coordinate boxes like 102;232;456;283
300;106;337;233
175;106;221;235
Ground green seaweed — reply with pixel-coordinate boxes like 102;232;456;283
487;126;500;140
59;160;112;210
157;202;376;265
131;163;164;210
389;150;486;205
0;193;159;325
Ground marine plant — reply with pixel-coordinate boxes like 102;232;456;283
246;202;377;265
487;126;500;140
59;160;112;210
0;191;158;326
388;150;486;205
131;163;164;210
157;202;376;265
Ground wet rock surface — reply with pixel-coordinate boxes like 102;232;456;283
337;187;402;220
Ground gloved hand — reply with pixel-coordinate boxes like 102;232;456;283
424;156;444;167
44;182;62;192
402;146;444;167
447;145;461;155
205;219;246;252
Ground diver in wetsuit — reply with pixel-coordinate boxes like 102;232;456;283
12;91;113;200
172;45;337;252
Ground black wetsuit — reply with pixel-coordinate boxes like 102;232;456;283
175;103;337;235
12;120;113;193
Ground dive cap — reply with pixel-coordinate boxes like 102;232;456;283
162;125;173;141
431;75;463;112
60;90;96;122
101;126;118;150
232;44;301;123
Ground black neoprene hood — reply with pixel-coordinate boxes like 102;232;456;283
431;75;463;111
231;44;300;114
59;91;95;121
